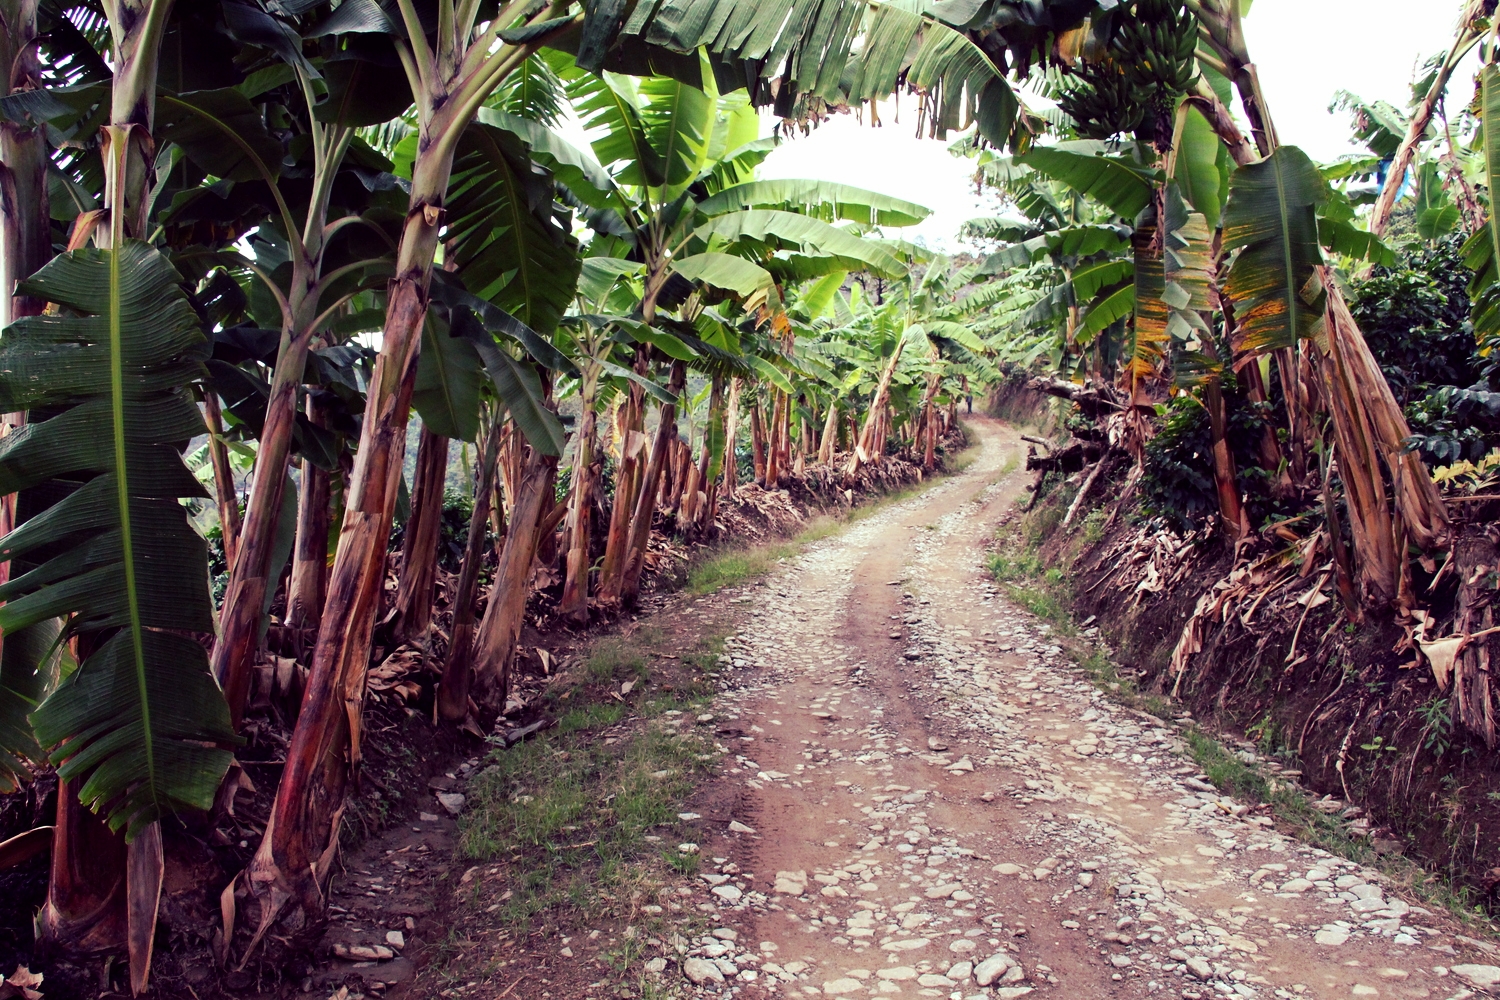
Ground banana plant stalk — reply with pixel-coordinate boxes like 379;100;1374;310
287;396;334;630
210;68;360;729
619;360;686;604
1194;0;1450;601
393;427;450;641
240;0;574;948
845;336;910;485
559;367;602;621
439;414;502;722
473;440;557;712
1368;0;1487;237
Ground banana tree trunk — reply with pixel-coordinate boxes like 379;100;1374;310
919;374;940;472
818;401;839;465
393;426;449;641
559;396;598;622
620;361;686;606
0;1;48;571
247;134;456;937
473;444;558;713
438;419;501;722
201;392;242;566
1194;58;1450;591
750;401;767;485
763;392;782;487
287;398;333;630
596;384;645;607
1203;378;1248;538
845;342;906;485
721;378;740;498
35;774;128;953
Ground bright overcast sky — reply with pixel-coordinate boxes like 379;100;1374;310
757;0;1480;251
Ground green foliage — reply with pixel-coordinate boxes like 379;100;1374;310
0;242;235;838
1352;236;1500;466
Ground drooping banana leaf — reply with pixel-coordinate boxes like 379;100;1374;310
1221;146;1328;355
0;620;68;795
697;179;931;227
1174;104;1228;230
691;209;906;277
1413;160;1460;242
446;121;582;336
0;241;235;840
668;252;777;311
413;313;485;442
1017;142;1157;219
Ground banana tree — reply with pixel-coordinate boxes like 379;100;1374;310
496;53;925;608
238;0;593;947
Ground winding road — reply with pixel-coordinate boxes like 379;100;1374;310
667;418;1477;1000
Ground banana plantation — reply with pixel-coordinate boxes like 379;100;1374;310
2;0;1500;997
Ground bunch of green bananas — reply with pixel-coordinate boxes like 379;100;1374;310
1112;0;1200;95
1053;62;1148;140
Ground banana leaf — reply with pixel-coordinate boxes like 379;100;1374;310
1221;146;1328;355
0;241;234;840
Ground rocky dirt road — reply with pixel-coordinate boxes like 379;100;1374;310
659;418;1495;1000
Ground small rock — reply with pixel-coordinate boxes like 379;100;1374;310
947;961;974;980
712;885;743;903
1453;965;1500;988
924;883;962;900
683;957;725;985
1185;957;1214;981
644;958;668;974
995;989;1034;999
1279;878;1314;893
332;943;395;961
927;737;949;751
385;930;405;950
1314;927;1350;946
728;820;757;834
1110;954;1132;968
975;953;1017;986
993;863;1022;875
435;792;465;816
877;967;917;981
822;978;864;994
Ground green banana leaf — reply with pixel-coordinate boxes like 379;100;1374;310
691;210;905;278
446;121;582;336
669;253;777;309
0;620;68;795
414;314;485;442
0;241;234;840
1175;105;1228;231
697;180;931;227
1017;143;1157;220
1221;146;1328;355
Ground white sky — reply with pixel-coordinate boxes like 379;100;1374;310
757;0;1481;251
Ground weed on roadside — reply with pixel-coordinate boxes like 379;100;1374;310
1182;728;1497;930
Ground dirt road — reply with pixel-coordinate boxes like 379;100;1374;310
666;418;1480;1000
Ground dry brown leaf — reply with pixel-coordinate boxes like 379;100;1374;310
1418;636;1464;690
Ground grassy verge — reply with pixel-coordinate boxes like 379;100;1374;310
1182;727;1496;928
987;486;1498;931
454;628;725;934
